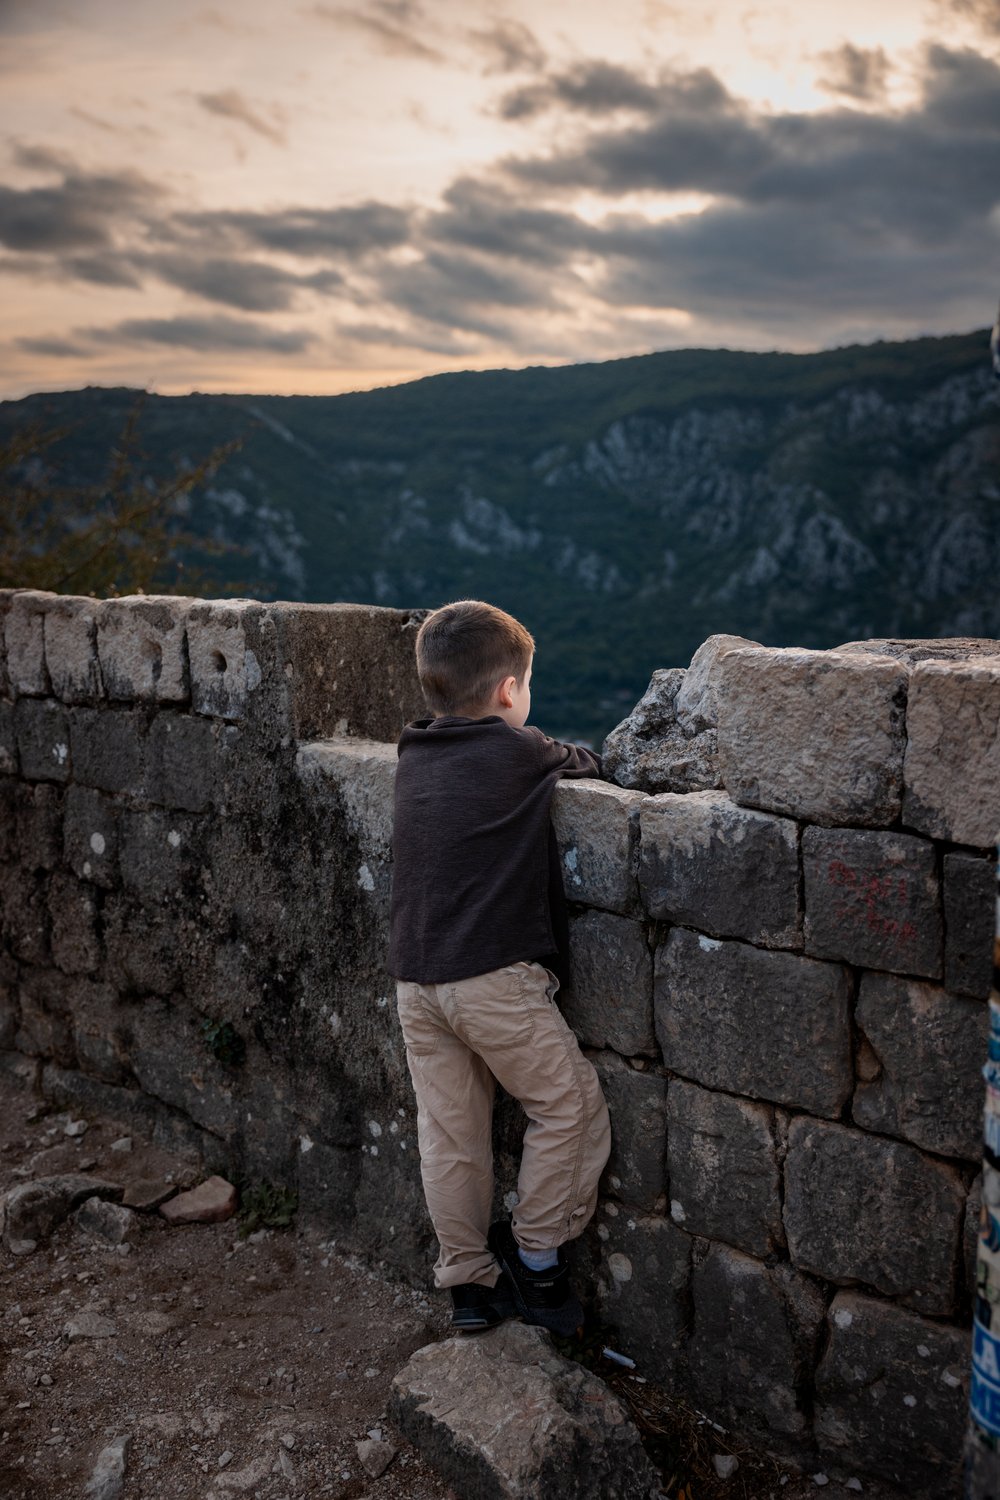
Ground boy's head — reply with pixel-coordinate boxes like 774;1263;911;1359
415;599;534;723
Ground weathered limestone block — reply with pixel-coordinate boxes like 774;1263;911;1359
125;996;241;1138
390;1322;659;1500
0;1173;123;1254
564;911;655;1057
48;872;101;975
296;735;396;861
640;791;800;947
102;896;184;996
0;588;24;698
6;591;58;696
836;636;1000;665
903;657;1000;846
119;808;207;905
602;667;722;795
688;1244;825;1449
944;850;995;998
13;698;71;782
655;930;852;1117
186;598;259;721
40;1062;225;1170
594;1211;690;1386
68;979;131;1084
854;972;987;1160
814;1291;968;1493
42;595;103;703
592;1052;667;1210
674;633;764;733
716;646;908;826
63;785;119;887
146;711;222;813
551;779;644;914
16;781;63;870
802;826;942;978
0;866;51;967
0;779;14;862
0;702;16;772
667;1079;783;1256
95;594;190;702
72;1196;136;1245
783;1117;963;1314
69;706;147;796
14;969;75;1065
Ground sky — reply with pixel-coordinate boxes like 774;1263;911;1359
1;0;998;398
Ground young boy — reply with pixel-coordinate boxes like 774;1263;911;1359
388;599;612;1336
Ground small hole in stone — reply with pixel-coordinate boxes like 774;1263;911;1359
210;650;227;673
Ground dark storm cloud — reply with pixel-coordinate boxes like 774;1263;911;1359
499;61;668;121
141;252;342;310
467;19;546;75
177;200;412;257
309;2;445;62
83;315;316;353
196;90;288;146
0;162;160;252
424;177;597;266
816;44;891;102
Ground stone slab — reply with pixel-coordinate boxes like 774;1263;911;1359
688;1243;825;1449
802;825;942;978
853;972;987;1160
903;656;1000;846
943;850;995;998
43;595;103;704
551;779;645;914
390;1322;659;1500
63;784;119;887
69;706;147;796
95;594;190;702
13;697;71;782
814;1291;967;1492
563;911;655;1056
146;711;221;812
667;1078;783;1256
783;1117;963;1314
655;929;853;1117
16;781;63;870
640;790;800;947
48;871;101;975
716;646;908;826
591;1052;667;1211
593;1211;690;1387
6;591;58;696
1;866;51;968
0;702;16;773
601;667;722;795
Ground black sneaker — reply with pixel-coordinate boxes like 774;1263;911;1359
487;1219;584;1338
449;1278;515;1332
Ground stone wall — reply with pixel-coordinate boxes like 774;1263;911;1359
2;587;998;1497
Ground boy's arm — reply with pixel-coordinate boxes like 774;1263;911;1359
531;728;604;780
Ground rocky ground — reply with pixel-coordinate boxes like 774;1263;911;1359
0;1066;900;1500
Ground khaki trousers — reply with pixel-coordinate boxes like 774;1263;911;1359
396;960;612;1290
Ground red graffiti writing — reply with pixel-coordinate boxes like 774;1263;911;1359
826;859;917;944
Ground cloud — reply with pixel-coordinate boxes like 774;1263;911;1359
15;334;91;358
936;0;1000;34
309;2;445;62
0;161;160;252
196;90;288;146
498;60;667;121
816;44;891;102
425;177;596;267
83;315;316;353
141;252;342;311
178;200;412;258
467;19;546;75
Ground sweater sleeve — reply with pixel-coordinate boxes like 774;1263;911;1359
530;728;604;780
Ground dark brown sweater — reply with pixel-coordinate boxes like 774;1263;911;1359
387;715;603;984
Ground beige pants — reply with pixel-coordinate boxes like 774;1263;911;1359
396;960;612;1290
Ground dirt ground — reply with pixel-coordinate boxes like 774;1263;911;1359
0;1067;898;1500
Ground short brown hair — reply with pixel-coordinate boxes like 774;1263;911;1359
415;599;534;716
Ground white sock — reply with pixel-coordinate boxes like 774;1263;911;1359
518;1245;558;1272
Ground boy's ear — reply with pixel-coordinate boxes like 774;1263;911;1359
496;675;516;709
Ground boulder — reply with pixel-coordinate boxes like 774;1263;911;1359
390;1321;659;1499
0;1173;122;1254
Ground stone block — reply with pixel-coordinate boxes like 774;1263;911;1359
803;825;942;978
295;734;396;867
14;969;75;1065
42;595;103;703
551;779;645;914
814;1291;967;1493
6;591;58;696
716;646;908;826
854;972;987;1160
119;807;208;905
0;865;51;966
602;667;722;796
903;657;1000;846
675;633;763;733
640;790;800;947
592;1052;667;1210
594;1211;691;1386
0;588;21;698
0;702;16;773
13;697;71;782
63;784;119;887
123;994;241;1138
146;710;221;812
40;1062;222;1167
0;779;14;863
16;781;63;870
48;872;101;975
655;929;853;1117
563;911;655;1056
186;598;258;721
667;1079;783;1256
390;1322;659;1500
95;594;190;702
944;850;995;998
102;895;184;995
783;1117;963;1314
69;706;147;795
67;979;131;1084
688;1244;826;1449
